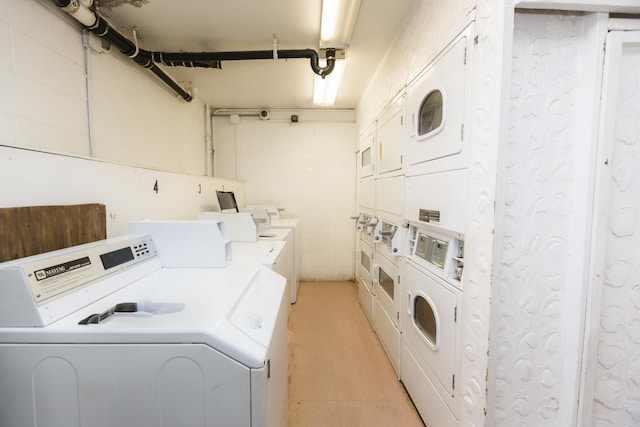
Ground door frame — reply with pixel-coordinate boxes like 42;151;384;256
577;22;640;425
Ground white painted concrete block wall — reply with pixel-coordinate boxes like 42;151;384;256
0;1;242;236
492;11;598;425
213;111;356;281
0;0;205;175
0;146;242;237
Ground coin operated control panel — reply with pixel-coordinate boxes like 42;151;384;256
356;213;378;242
373;220;408;257
407;225;464;290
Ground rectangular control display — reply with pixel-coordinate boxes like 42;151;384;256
100;247;135;270
415;234;429;260
414;233;448;269
430;239;448;269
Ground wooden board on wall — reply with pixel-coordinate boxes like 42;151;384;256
0;204;106;263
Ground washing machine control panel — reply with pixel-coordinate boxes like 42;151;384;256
24;235;157;306
0;235;159;327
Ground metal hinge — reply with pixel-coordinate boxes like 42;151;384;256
463;46;467;65
400;154;403;165
461;124;464;141
452;374;455;391
400;115;404;126
267;359;271;379
454;307;457;322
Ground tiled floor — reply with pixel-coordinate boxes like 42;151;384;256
288;281;424;427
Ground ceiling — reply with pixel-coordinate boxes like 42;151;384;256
96;0;414;109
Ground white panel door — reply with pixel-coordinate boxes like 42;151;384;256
375;247;401;328
580;29;640;426
358;125;376;179
377;93;406;177
358;176;375;215
375;175;403;225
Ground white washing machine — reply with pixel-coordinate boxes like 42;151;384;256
255;228;296;304
356;235;375;328
373;243;402;376
244;207;300;301
370;219;407;377
270;218;301;304
198;211;299;304
231;239;292;317
0;234;288;427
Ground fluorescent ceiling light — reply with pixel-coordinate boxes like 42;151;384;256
320;0;362;48
313;59;346;106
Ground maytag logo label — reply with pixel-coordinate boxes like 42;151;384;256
34;257;91;281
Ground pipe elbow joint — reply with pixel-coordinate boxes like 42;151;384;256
54;0;97;27
311;48;337;79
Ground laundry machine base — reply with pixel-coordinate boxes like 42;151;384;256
401;341;458;427
357;276;375;328
0;343;259;427
375;298;401;377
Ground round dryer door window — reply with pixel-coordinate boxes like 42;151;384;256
418;90;443;136
403;261;460;396
414;295;437;346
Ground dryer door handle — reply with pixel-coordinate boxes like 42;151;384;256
410;113;416;137
406;291;413;317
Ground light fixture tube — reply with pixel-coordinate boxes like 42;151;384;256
313;59;346;106
320;0;362;48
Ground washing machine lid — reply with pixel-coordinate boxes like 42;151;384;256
231;240;286;267
271;218;299;229
1;264;286;369
258;228;291;240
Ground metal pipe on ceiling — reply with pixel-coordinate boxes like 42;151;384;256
52;0;193;101
51;0;338;103
152;49;337;79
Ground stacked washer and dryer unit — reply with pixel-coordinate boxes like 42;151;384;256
355;22;474;426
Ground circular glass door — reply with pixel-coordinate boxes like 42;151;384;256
414;294;437;347
418;90;443;136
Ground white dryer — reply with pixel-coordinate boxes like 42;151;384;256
405;24;473;176
401;224;464;426
0;235;288;427
403;23;474;235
